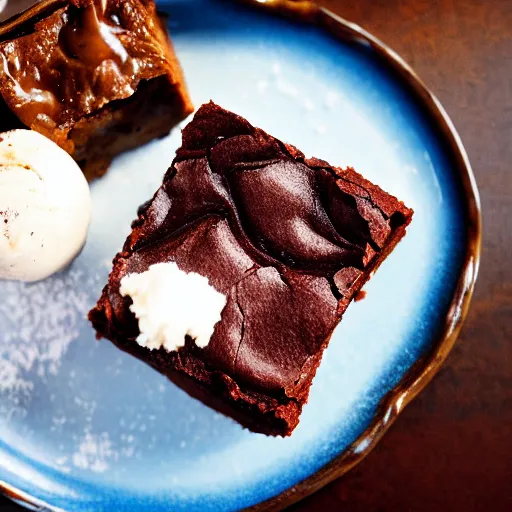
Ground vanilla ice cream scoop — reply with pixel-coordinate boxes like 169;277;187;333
0;130;91;282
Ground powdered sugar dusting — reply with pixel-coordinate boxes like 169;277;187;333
0;267;100;422
72;430;114;473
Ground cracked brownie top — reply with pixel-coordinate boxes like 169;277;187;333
90;102;412;409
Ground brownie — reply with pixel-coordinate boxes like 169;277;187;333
0;0;193;180
89;102;414;436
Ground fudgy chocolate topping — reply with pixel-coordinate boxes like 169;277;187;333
0;0;175;130
102;103;411;398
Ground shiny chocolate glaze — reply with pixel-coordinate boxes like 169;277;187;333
90;103;413;435
0;0;176;129
0;0;192;179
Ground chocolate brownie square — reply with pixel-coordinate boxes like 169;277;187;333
89;102;413;436
0;0;193;180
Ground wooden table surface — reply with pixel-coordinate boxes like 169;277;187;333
293;0;512;510
2;0;511;510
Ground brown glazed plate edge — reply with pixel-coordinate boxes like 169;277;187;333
0;0;482;511
241;0;482;510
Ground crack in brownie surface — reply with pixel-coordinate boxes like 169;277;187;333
90;102;413;435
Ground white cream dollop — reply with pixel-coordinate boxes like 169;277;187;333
0;129;91;282
120;262;227;352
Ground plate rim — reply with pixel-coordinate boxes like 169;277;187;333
0;1;482;511
241;1;482;510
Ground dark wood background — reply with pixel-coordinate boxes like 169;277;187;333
293;0;512;511
2;0;511;510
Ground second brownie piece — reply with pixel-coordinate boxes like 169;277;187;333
90;102;413;436
0;0;193;179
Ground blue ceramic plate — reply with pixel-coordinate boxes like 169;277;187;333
0;1;480;511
